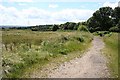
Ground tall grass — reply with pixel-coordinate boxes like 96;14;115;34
2;30;93;78
103;33;119;77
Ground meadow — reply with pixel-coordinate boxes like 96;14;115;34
2;30;93;78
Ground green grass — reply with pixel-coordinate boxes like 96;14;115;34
0;31;2;78
103;33;119;77
2;30;93;78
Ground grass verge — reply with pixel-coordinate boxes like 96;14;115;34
102;33;119;78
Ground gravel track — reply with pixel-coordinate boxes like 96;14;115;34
48;36;110;78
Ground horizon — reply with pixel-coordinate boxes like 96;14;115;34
0;0;119;26
0;21;80;27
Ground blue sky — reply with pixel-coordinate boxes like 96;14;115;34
2;2;104;10
0;0;119;26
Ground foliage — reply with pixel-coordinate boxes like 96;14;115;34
75;36;84;42
116;20;120;28
52;25;59;31
2;21;89;32
31;25;52;31
109;27;120;32
87;7;113;31
87;6;120;32
112;7;120;25
78;25;89;32
59;22;76;30
94;31;111;37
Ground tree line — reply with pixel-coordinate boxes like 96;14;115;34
2;6;120;32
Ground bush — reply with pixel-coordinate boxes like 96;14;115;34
95;31;110;37
89;27;96;33
78;25;89;32
52;25;59;31
58;49;68;55
76;36;84;42
109;27;120;32
103;31;110;34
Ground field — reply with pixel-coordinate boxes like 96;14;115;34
103;33;119;77
2;30;93;78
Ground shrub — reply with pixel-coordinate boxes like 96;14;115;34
52;25;59;31
88;27;96;33
76;36;84;42
95;31;110;37
103;31;110;34
109;27;120;32
58;49;68;55
78;25;89;32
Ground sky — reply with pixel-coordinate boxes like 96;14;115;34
0;0;119;26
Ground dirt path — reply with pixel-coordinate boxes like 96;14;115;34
48;36;110;78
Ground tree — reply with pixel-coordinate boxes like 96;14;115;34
87;16;101;32
52;25;59;31
87;7;113;31
112;7;120;26
59;22;76;30
74;23;80;30
62;22;70;30
67;22;76;30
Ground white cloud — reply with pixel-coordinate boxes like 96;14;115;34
52;9;94;22
48;4;58;8
0;5;94;26
0;5;28;25
103;2;118;9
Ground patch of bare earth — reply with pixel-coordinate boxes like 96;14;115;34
48;36;110;78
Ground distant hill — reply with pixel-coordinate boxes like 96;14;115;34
0;25;28;28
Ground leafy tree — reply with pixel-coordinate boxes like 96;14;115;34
87;7;113;31
67;22;76;30
74;23;80;30
52;25;59;31
112;7;120;25
87;16;101;32
59;22;76;30
62;22;70;30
